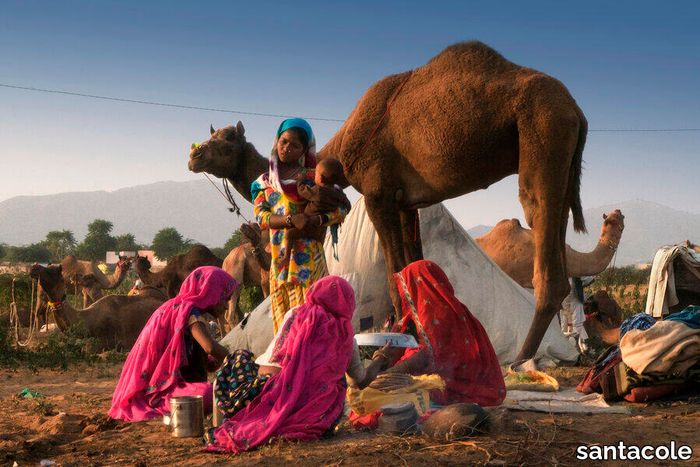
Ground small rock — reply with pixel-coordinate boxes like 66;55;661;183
422;403;488;441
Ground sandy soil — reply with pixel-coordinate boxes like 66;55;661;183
1;365;698;466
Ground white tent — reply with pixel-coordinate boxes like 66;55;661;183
221;198;578;364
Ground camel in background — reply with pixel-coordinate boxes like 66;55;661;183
476;209;625;288
191;41;588;359
134;244;222;298
221;222;271;331
51;255;133;307
30;264;165;350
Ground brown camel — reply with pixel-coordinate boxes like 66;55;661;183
476;209;625;288
190;41;587;359
221;223;271;331
30;264;165;350
188;122;269;204
322;41;586;360
134;244;223;298
54;255;133;307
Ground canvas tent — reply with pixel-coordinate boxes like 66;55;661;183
221;198;579;364
645;243;700;318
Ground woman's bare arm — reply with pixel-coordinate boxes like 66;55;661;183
190;321;229;364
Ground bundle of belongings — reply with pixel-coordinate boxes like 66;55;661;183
577;306;700;403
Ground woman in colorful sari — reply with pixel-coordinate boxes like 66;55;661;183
205;275;355;454
251;118;348;332
381;260;506;406
109;266;238;422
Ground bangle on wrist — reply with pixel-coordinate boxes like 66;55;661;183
285;215;293;227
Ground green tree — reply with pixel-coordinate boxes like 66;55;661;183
0;243;6;259
41;230;77;261
223;230;243;253
115;233;140;252
76;219;117;261
5;243;52;263
151;227;192;260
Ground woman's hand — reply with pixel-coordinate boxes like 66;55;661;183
368;373;415;391
258;365;281;377
291;214;310;230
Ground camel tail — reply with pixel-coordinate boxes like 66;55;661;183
569;112;587;234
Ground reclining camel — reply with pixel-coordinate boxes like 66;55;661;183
476;209;625;289
30;264;165;350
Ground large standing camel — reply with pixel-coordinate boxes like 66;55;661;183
319;41;587;360
134;244;223;298
190;41;587;359
476;209;625;289
30;264;165;350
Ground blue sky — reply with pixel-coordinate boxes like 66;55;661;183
1;0;698;230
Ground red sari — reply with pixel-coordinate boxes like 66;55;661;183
393;260;506;406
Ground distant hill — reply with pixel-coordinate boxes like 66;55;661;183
467;200;700;266
3;184;698;267
0;181;247;247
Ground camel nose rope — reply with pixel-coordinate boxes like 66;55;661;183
10;276;39;347
202;173;251;223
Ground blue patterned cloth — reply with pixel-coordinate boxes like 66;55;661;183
599;313;657;367
664;305;700;329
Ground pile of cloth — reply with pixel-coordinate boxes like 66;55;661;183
578;306;700;403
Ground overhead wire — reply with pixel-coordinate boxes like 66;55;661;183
2;82;699;131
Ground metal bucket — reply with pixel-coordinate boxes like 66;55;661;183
169;396;204;437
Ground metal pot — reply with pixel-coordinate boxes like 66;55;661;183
169;396;204;437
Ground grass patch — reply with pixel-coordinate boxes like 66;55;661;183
0;316;126;370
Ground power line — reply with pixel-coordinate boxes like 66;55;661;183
2;82;699;132
0;83;345;123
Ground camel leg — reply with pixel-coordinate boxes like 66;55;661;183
364;191;409;322
399;209;423;265
515;113;579;361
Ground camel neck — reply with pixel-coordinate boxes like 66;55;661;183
137;266;163;288
104;264;129;289
49;299;78;332
566;228;622;277
228;143;268;203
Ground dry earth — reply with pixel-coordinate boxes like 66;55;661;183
0;365;698;466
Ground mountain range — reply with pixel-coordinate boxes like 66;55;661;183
2;181;698;265
0;180;245;247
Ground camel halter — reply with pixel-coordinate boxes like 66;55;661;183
202;172;251;223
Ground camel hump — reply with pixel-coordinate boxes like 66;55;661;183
427;41;513;73
494;218;523;230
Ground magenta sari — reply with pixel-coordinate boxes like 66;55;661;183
206;275;355;453
109;266;238;422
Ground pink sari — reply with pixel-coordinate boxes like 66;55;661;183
206;275;355;453
109;266;238;422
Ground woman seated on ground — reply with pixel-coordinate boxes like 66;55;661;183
109;266;238;422
375;260;506;406
206;275;374;454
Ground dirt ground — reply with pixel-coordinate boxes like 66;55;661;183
1;365;698;466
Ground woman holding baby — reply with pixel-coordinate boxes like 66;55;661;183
251;118;350;332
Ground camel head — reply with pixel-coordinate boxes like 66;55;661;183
30;264;66;302
134;255;151;273
188;121;249;179
601;209;625;240
116;256;134;270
